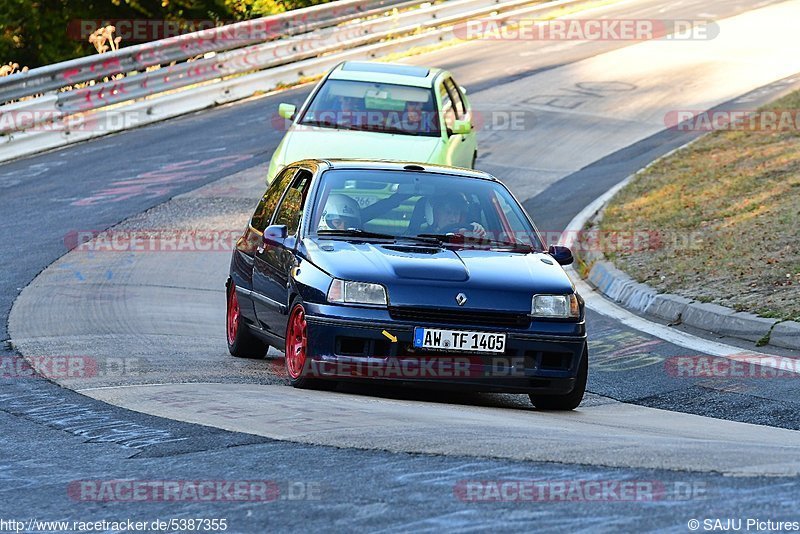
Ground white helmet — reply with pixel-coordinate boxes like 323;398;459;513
321;193;361;230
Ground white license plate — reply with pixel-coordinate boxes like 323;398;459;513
413;327;506;353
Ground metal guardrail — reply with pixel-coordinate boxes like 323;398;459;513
0;0;413;104
0;0;595;162
50;0;544;115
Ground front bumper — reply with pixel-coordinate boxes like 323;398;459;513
302;303;586;394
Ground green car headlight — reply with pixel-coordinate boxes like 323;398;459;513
531;294;580;318
327;279;388;306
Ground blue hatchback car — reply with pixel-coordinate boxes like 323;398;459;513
226;160;588;409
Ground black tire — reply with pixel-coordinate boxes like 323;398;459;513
529;344;588;410
284;297;335;390
226;281;268;359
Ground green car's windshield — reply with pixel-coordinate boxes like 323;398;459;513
310;169;544;251
299;80;441;137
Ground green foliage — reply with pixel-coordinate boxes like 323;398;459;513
599;89;800;321
1;0;93;69
0;0;330;68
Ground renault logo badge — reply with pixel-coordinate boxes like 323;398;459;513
455;293;467;306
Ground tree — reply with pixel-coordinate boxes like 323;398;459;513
0;0;329;68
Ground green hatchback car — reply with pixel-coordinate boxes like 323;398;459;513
266;61;478;182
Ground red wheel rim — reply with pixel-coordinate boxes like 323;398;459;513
227;284;240;345
286;305;307;380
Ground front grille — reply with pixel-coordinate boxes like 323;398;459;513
388;306;530;328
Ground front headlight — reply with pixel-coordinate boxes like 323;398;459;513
531;294;580;318
327;279;388;306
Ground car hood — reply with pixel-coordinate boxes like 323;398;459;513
303;240;574;313
279;127;442;165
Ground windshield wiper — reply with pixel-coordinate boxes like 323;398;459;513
344;123;426;136
300;117;341;129
416;234;535;252
415;233;457;242
317;229;397;240
394;235;442;245
317;229;442;245
484;239;535;252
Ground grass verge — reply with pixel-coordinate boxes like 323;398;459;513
598;90;800;322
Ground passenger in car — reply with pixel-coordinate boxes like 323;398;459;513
320;194;362;230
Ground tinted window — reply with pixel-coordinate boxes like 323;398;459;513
250;167;296;232
299;79;440;137
311;169;543;249
273;170;312;236
492;190;534;246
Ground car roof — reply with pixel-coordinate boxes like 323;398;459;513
292;159;497;181
327;61;444;88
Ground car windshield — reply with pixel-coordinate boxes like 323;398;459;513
310;169;544;250
298;80;441;137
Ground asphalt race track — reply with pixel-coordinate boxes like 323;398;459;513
2;0;800;531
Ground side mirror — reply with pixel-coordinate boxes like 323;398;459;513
278;103;296;120
452;119;472;135
263;224;288;246
548;245;574;266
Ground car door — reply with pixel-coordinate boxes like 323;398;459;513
233;165;297;324
252;167;313;338
439;77;476;168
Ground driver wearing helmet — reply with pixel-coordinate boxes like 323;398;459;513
427;193;486;238
320;193;361;230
